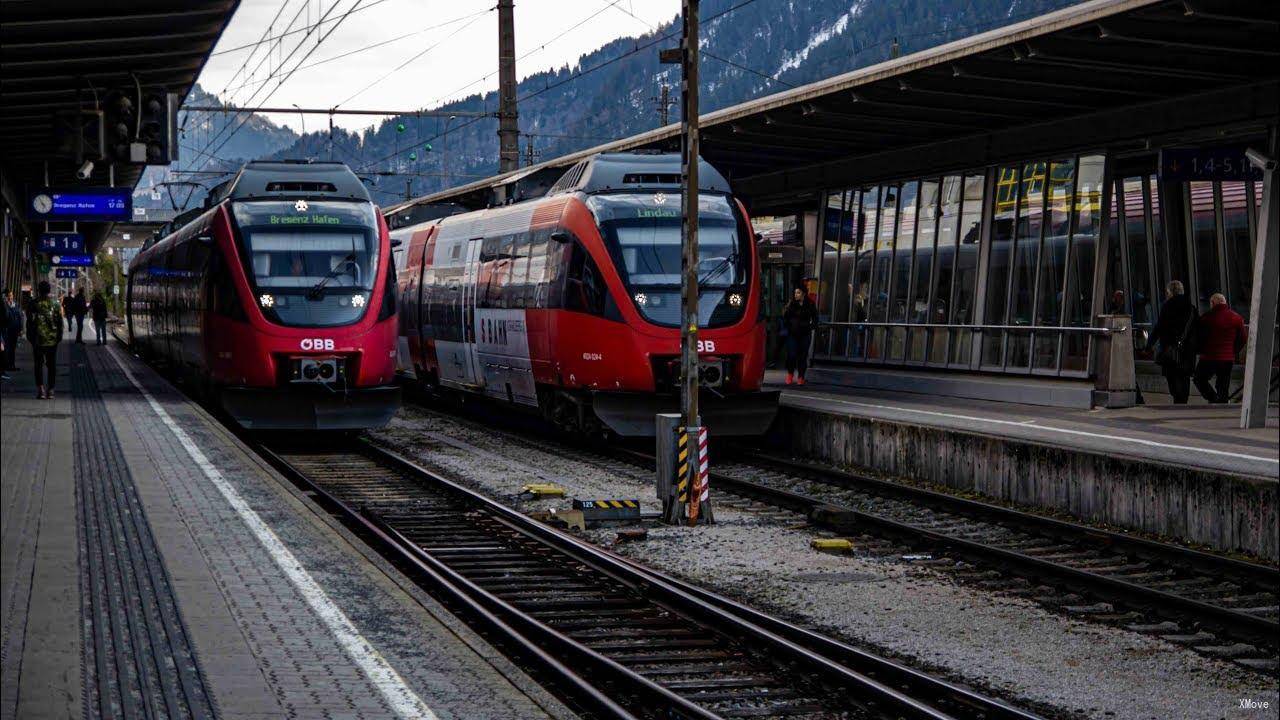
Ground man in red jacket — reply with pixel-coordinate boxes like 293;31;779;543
1193;293;1246;403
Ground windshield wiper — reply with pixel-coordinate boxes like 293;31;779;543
307;252;356;300
697;251;739;286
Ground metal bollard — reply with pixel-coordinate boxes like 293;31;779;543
1093;314;1136;408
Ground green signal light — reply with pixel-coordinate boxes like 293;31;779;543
396;123;406;133
409;152;417;161
424;143;433;152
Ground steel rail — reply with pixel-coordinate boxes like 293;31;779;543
703;450;1280;647
364;442;970;720
255;439;1028;720
255;443;645;720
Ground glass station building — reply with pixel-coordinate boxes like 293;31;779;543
809;154;1267;379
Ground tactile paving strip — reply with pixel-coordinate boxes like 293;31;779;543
70;344;216;719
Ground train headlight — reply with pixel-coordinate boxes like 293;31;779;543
634;292;647;306
728;292;743;307
351;293;366;308
259;293;275;308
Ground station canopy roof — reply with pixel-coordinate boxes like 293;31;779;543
1;1;239;249
397;0;1278;217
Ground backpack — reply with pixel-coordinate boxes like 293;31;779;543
31;298;62;347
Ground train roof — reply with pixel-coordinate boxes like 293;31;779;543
209;160;371;205
549;152;731;197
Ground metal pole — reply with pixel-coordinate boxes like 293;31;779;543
442;114;457;190
1242;147;1277;428
680;0;709;525
496;0;520;173
328;111;334;161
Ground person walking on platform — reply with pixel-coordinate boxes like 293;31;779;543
3;288;22;374
1193;292;1245;404
90;291;108;345
28;280;63;400
71;287;88;344
1152;280;1198;404
782;286;817;385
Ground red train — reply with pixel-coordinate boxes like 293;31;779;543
390;152;777;436
127;161;401;430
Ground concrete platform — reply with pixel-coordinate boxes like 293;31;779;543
764;369;1279;561
2;334;576;720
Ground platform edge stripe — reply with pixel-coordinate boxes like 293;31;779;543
104;346;438;720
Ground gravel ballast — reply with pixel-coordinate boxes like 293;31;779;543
371;404;1279;720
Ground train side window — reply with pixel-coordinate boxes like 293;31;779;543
565;241;606;316
526;230;549;309
207;245;247;321
543;232;570;309
510;232;531;308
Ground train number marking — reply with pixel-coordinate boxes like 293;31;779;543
696;340;716;353
582;352;603;361
301;338;335;351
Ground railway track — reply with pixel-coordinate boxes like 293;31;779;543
393;400;1279;674
258;439;1039;720
698;450;1280;673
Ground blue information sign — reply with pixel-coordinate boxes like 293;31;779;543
27;187;131;222
1160;144;1265;182
38;232;85;253
50;253;94;267
55;268;80;279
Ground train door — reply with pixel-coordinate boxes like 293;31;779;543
759;245;804;366
459;236;485;388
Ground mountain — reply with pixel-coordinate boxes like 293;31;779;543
134;85;299;209
168;0;1080;209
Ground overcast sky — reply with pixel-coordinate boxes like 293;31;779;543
197;0;681;133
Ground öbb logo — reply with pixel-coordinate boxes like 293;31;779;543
300;338;335;351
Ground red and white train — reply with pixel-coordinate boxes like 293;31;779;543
127;161;401;430
390;152;777;436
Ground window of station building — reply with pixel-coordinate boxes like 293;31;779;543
887;180;918;361
849;186;878;360
1032;159;1075;371
908;179;940;363
1119;176;1157;359
816;191;844;353
1222;180;1254;318
831;191;856;356
982;164;1019;367
1007;161;1046;371
950;174;985;366
868;184;897;360
1189;180;1221;311
1060;154;1104;374
929;176;963;364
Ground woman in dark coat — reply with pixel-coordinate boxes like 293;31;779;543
781;286;818;385
1151;280;1198;403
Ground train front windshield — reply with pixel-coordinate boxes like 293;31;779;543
232;200;381;327
589;193;750;327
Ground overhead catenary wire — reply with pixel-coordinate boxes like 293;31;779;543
195;0;365;173
210;0;400;57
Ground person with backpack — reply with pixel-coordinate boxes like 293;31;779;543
71;287;88;344
1152;280;1197;403
28;280;63;399
90;291;109;345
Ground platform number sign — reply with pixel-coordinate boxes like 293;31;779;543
55;268;79;279
38;232;85;253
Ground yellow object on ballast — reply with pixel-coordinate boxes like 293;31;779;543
810;538;853;553
521;483;566;497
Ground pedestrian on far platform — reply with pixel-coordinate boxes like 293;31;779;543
61;295;73;331
1152;280;1197;404
1193;292;1246;404
91;291;109;345
3;288;22;375
71;287;88;344
28;280;63;400
782;285;817;385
